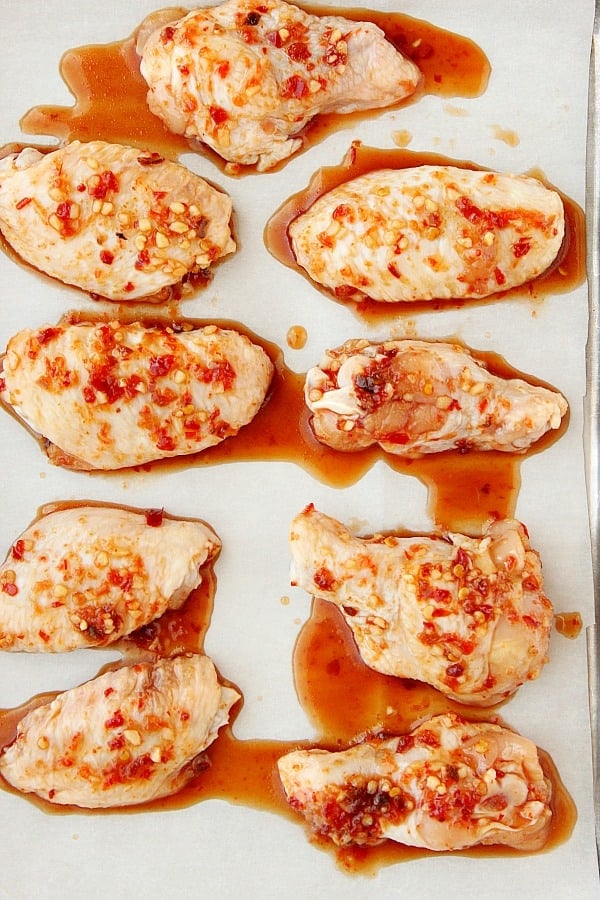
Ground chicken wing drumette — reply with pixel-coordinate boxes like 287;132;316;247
304;338;567;455
0;140;235;301
138;0;421;171
278;713;552;852
289;506;553;706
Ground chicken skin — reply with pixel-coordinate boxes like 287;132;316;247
278;713;552;852
0;319;274;469
289;506;553;706
304;338;568;456
0;654;239;808
0;505;220;651
0;140;235;301
138;0;421;171
288;166;564;301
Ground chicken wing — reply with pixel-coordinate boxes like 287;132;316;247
0;140;235;301
137;0;421;171
0;504;220;651
0;654;239;807
304;338;567;455
277;713;552;851
288;166;564;301
0;319;274;469
289;506;553;706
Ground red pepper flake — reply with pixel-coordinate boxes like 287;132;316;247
287;41;310;62
512;236;532;258
56;201;73;220
209;105;229;125
104;687;115;698
100;249;115;265
446;662;464;678
89;170;119;200
388;262;401;278
105;710;125;729
145;508;164;528
135;249;150;270
11;540;25;561
313;566;336;591
0;377;5;393
38;630;51;643
149;354;175;377
123;281;135;293
217;60;231;78
161;25;176;44
137;152;165;167
15;197;32;210
2;583;18;596
280;74;309;99
83;385;96;403
156;432;177;452
76;183;87;192
494;267;506;286
266;30;282;47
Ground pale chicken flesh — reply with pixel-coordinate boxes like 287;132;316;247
304;338;568;456
277;713;552;851
288;166;564;301
289;506;553;705
0;140;235;301
137;0;421;171
0;654;239;808
0;505;220;651
0;319;274;469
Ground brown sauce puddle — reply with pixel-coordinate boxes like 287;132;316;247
264;142;586;322
18;5;490;172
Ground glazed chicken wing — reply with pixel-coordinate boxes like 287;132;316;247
288;166;564;301
289;506;553;705
0;140;235;301
0;319;273;469
304;338;567;455
0;504;220;651
0;654;239;807
138;0;420;171
278;713;552;851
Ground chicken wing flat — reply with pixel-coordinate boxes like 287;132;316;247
288;166;564;301
0;504;220;651
0;654;239;807
277;713;552;851
0;140;235;301
138;0;421;171
0;319;274;469
289;506;553;706
304;338;567;455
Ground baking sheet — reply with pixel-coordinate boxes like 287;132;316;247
0;0;597;896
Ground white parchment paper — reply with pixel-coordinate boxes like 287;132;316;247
0;1;597;897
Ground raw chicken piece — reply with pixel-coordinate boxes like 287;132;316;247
288;166;564;301
0;319;274;469
278;713;552;851
137;0;421;171
0;504;220;651
0;140;235;301
304;338;568;455
0;654;239;807
289;506;553;705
